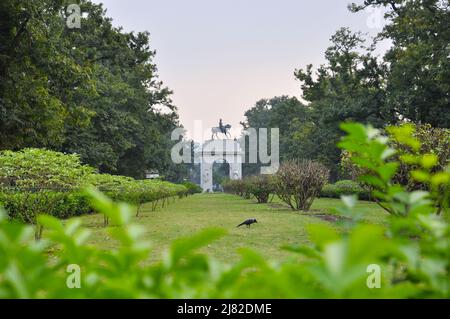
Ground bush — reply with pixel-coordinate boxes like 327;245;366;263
341;123;450;215
181;181;203;195
87;174;188;220
222;179;236;194
341;123;449;194
0;189;91;239
0;148;94;189
0;149;188;229
246;175;275;203
321;180;370;200
223;179;251;198
274;160;329;211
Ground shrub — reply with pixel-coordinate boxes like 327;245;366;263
0;148;94;189
222;179;236;194
246;175;275;203
321;180;370;200
274;160;329;211
87;174;188;220
341;123;450;215
341;124;450;211
0;149;188;229
181;181;203;195
0;189;91;239
223;179;251;198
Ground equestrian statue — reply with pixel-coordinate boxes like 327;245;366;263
211;118;231;139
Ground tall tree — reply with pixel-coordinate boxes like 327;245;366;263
0;0;182;179
350;0;450;127
240;96;310;176
294;28;388;179
0;0;93;149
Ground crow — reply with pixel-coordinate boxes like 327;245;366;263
237;218;258;228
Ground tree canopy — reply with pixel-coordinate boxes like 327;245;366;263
242;0;449;179
0;0;180;179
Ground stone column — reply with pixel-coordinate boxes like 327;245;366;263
200;160;213;192
229;156;242;180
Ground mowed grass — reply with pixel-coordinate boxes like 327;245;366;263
80;193;389;264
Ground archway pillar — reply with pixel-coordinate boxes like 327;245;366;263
195;139;243;192
200;159;213;193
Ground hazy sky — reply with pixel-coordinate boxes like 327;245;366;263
93;0;388;139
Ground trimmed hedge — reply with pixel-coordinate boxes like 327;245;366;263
223;176;269;202
320;180;371;200
0;190;90;223
181;182;203;195
0;149;188;229
223;179;252;199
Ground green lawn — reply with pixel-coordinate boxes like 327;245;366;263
80;193;389;264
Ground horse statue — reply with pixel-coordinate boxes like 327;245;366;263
211;124;231;139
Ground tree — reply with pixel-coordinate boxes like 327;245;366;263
294;28;389;179
240;96;310;176
0;0;182;180
60;1;178;178
0;0;93;149
350;0;450;127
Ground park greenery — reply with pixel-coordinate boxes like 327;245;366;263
241;0;449;179
0;0;448;299
321;180;371;201
0;0;184;180
225;160;329;210
0;148;188;238
0;123;448;298
224;175;275;204
2;0;448;183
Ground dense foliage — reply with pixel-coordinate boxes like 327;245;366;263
223;179;252;198
321;180;370;201
350;0;450;128
223;177;273;202
241;0;449;179
0;149;188;234
341;124;450;214
0;123;448;298
240;96;310;176
274;160;330;211
0;0;182;179
0;148;93;189
181;181;203;195
245;175;275;204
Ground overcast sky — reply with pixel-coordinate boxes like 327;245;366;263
92;0;389;140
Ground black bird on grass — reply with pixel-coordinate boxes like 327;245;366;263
237;218;258;228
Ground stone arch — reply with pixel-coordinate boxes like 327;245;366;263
195;139;243;192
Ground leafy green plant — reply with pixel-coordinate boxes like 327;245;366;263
86;174;187;221
0;148;94;189
0;149;187;230
339;123;449;216
0;123;448;298
181;181;203;195
321;180;370;200
246;175;275;204
274;160;329;211
341;123;450;213
223;179;252;198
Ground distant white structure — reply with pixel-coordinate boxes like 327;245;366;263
194;139;243;192
145;170;160;179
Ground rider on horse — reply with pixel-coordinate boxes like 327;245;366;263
219;119;225;134
212;119;231;139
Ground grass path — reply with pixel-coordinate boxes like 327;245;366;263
81;193;388;264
